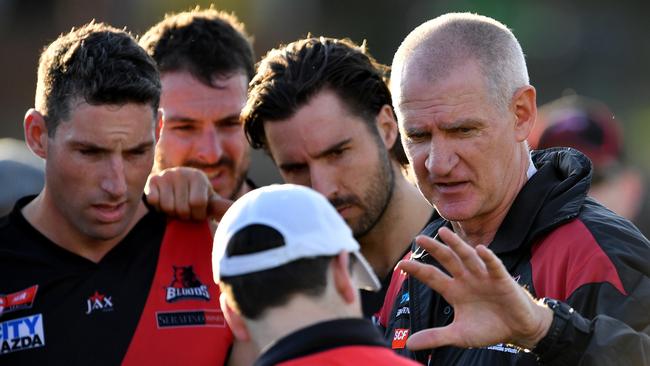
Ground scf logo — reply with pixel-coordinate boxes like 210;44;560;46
391;328;409;349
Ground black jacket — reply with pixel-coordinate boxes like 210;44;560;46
381;148;650;365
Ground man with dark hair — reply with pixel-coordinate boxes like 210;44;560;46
140;7;256;211
0;22;234;365
214;184;419;365
241;37;433;318
383;12;650;365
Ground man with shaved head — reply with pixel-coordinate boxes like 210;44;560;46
383;12;650;365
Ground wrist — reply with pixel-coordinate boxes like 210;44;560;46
532;298;574;355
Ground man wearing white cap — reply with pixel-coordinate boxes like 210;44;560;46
213;184;418;365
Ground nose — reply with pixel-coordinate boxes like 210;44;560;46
309;164;339;200
101;155;127;198
195;128;223;163
425;138;458;177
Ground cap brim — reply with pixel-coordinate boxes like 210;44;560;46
350;251;381;292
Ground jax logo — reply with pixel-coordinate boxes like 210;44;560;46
85;291;114;315
0;314;45;354
165;266;210;302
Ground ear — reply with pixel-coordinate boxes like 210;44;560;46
24;109;49;159
511;85;537;142
331;252;357;305
155;108;164;141
219;292;251;342
374;104;399;150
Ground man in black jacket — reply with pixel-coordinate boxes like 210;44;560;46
382;12;650;365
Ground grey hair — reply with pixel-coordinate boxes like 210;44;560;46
391;12;529;112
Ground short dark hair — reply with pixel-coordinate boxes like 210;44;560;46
35;21;161;137
139;7;255;85
242;37;408;166
219;224;332;320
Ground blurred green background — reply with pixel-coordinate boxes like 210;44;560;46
1;0;649;183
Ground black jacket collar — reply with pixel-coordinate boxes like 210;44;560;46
254;318;388;366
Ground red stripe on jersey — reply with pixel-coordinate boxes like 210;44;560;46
121;219;232;365
377;252;410;328
531;219;627;301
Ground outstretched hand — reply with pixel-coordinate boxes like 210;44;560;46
397;227;553;351
145;167;233;222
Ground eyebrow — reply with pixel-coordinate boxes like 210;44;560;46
69;141;154;152
438;118;484;130
165;113;241;125
276;138;352;171
314;138;352;159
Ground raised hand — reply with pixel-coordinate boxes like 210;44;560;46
397;227;553;351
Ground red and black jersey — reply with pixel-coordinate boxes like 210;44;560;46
0;196;232;365
380;148;650;365
254;318;419;366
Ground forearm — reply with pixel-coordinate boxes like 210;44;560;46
533;303;650;366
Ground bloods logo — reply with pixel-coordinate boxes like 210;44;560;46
165;266;210;302
85;291;114;315
0;314;45;355
0;285;38;317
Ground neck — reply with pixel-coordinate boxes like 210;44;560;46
358;166;432;278
451;146;531;247
21;187;148;263
248;293;359;353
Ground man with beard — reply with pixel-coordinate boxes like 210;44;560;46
0;21;238;365
139;7;256;212
241;37;433;318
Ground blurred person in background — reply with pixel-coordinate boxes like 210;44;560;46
140;7;257;218
214;184;419;365
241;37;434;319
0;138;44;216
533;94;650;236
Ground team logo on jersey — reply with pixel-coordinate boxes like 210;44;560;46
156;309;226;329
85;291;114;315
0;314;45;355
395;306;410;318
0;285;38;317
399;292;409;305
486;343;520;354
392;328;409;349
165;266;210;302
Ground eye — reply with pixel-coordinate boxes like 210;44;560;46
405;131;430;144
78;148;101;156
172;124;195;131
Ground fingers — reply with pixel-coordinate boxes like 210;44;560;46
476;245;509;280
208;194;234;222
144;175;160;208
188;174;212;221
438;228;487;276
415;233;465;278
406;326;456;350
171;171;191;220
397;256;453;293
146;167;213;221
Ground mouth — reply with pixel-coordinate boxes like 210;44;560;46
92;202;127;223
434;181;470;194
335;204;355;218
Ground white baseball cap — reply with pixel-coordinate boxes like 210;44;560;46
213;184;381;291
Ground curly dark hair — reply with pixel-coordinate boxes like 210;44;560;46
242;37;407;166
139;6;255;86
35;21;161;136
